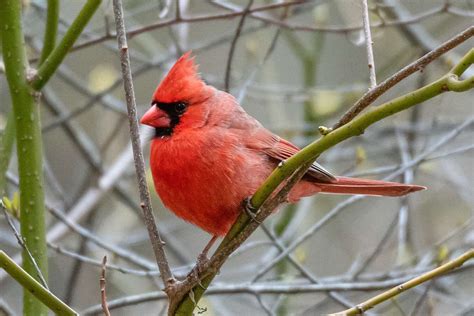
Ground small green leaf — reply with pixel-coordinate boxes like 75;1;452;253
12;191;20;211
356;146;367;164
1;192;20;218
437;245;450;264
2;196;12;211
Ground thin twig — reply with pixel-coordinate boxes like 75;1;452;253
257;223;354;309
100;256;111;316
350;211;400;279
396;131;414;266
45;196;157;270
112;0;173;287
175;0;181;20
332;26;473;129
224;0;254;92
48;242;194;277
409;281;432;316
1;206;49;290
236;3;288;103
361;0;376;88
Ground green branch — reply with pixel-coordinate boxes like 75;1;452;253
0;251;77;315
0;1;49;314
31;0;101;90
38;0;59;65
1;1;102;314
331;249;474;315
173;48;474;315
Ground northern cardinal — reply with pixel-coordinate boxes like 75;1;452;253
141;52;425;240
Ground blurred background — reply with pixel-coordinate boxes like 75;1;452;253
1;0;473;315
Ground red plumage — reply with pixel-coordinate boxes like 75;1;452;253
141;53;425;237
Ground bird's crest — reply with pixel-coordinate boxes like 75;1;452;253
152;52;210;104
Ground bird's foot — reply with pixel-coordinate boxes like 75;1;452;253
196;252;210;273
242;197;261;224
188;235;217;289
187;260;207;290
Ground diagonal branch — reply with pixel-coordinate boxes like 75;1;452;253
38;0;59;65
30;0;102;90
0;251;77;315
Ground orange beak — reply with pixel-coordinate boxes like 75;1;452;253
140;106;171;128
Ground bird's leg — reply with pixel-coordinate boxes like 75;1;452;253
242;196;261;224
186;235;218;289
197;235;218;270
200;235;218;259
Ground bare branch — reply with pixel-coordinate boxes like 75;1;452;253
112;0;173;287
224;0;254;92
100;256;111;316
361;0;377;88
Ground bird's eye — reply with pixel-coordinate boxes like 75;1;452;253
175;102;187;114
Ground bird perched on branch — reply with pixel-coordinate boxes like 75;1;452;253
141;52;425;247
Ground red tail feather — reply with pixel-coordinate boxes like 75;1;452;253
318;176;426;197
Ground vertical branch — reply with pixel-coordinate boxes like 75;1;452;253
361;0;376;88
396;131;413;266
0;2;48;314
112;0;173;286
100;256;111;316
38;0;59;65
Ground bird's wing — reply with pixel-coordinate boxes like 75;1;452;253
219;95;336;183
246;127;337;183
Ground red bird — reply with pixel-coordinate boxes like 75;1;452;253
141;52;425;240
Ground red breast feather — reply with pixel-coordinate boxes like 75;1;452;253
150;128;272;236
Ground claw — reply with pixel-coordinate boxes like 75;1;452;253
242;197;261;224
